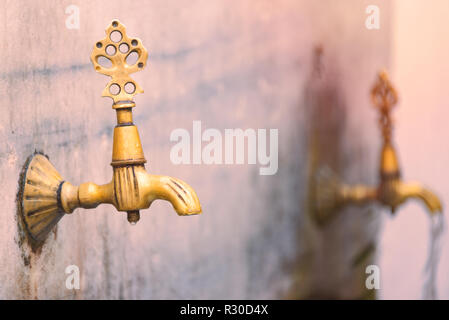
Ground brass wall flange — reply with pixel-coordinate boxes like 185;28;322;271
18;152;65;244
311;71;442;225
18;20;202;247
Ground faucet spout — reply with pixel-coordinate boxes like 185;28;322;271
145;175;202;216
396;182;443;215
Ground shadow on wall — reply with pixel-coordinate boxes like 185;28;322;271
286;46;379;299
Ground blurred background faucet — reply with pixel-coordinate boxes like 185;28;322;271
312;70;442;225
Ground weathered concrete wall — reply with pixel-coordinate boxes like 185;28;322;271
0;0;391;299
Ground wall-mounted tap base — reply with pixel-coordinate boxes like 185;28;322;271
310;167;342;225
18;153;66;245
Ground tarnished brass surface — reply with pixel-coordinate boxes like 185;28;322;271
19;21;201;246
313;71;442;225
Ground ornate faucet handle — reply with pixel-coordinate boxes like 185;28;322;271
371;70;398;143
370;70;398;111
90;20;148;104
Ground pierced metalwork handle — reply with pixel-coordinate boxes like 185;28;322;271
90;20;148;104
370;70;398;144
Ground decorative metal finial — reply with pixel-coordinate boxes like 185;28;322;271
370;70;398;143
90;20;148;104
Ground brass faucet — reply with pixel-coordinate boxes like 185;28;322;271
312;71;442;225
18;20;202;246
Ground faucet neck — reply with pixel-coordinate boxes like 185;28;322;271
116;108;133;125
379;142;401;182
111;101;147;167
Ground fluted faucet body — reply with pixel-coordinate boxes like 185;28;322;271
18;21;201;246
60;105;201;224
